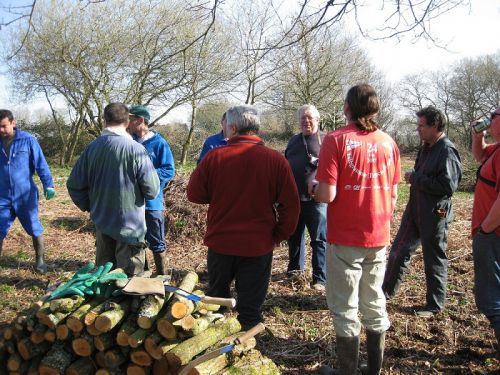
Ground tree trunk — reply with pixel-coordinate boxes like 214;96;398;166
71;331;95;357
166;317;241;371
39;342;73;375
181;103;197;165
137;294;165;330
116;314;139;347
95;300;131;333
67;299;101;333
65;356;96;375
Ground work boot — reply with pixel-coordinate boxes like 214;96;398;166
0;239;3;257
360;331;386;375
319;335;360;375
32;235;47;274
153;251;169;275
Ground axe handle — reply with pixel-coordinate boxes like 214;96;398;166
202;296;236;308
235;322;266;344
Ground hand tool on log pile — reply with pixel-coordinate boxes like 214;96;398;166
178;322;266;375
121;276;237;308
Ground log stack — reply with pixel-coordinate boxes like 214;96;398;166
0;270;280;375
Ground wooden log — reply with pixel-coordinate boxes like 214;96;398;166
137;295;165;330
170;299;195;320
104;347;130;368
218;349;280;375
127;364;151;375
143;332;164;359
27;355;43;375
192;291;222;314
116;314;138;347
83;301;109;327
156;312;177;340
183;313;224;337
158;341;179;359
7;352;22;371
3;325;14;340
162;271;198;321
95;300;131;333
94;350;107;368
72;331;95;357
65;356;96;375
95;368;123;375
17;337;51;360
37;309;73;330
185;336;257;375
39;342;73;375
4;340;15;354
56;324;71;341
66;299;101;333
30;323;47;344
152;357;169;375
44;329;56;342
85;322;102;336
130;347;153;366
128;328;154;348
49;295;85;313
166;317;241;371
94;331;116;352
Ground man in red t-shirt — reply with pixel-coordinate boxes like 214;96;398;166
313;84;400;375
471;107;500;359
187;105;300;330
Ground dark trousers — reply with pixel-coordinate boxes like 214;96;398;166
287;201;327;284
206;248;273;330
145;210;166;253
473;231;500;329
383;204;449;311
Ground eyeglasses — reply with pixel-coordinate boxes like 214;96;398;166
491;111;500;120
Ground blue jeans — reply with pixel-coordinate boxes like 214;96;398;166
473;231;500;329
287;201;327;284
145;210;166;253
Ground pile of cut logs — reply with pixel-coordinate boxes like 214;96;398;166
0;270;280;375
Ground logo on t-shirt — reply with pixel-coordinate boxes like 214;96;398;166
345;139;394;179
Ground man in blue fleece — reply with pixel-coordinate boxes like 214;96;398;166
0;109;55;273
129;105;175;275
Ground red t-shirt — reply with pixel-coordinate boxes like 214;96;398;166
471;144;500;237
316;123;401;247
187;134;300;256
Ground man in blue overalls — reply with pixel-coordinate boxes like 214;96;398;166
0;109;55;273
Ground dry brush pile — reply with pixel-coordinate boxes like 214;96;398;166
0;269;279;375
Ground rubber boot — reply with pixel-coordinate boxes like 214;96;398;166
495;327;500;360
319;335;360;375
362;331;386;375
153;251;168;275
0;239;3;257
32;235;47;274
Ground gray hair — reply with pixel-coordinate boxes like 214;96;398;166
297;104;320;121
226;105;260;134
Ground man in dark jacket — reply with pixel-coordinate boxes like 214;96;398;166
383;106;462;317
285;104;327;290
187;105;300;330
0;109;55;273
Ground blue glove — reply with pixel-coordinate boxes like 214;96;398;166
44;187;56;200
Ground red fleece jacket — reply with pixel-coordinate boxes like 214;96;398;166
187;134;300;256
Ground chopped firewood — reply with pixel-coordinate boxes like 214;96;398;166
218;349;280;375
166;317;241;371
66;299;101;333
127;364;151;375
156;312;177;339
137;294;165;329
49;295;85;313
56;324;71;341
30;323;47;344
130;347;153;366
7;352;22;371
104;346;130;368
65;356;96;375
128;327;154;348
71;331;95;357
44;329;56;342
116;313;138;347
86;322;102;336
95;300;131;333
39;342;73;375
94;330;116;352
152;357;169;375
17;337;51;360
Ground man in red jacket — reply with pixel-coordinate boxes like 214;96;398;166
187;104;300;330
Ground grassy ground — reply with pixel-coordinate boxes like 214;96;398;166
0;157;498;374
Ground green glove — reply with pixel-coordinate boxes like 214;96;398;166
44;187;56;200
48;262;97;300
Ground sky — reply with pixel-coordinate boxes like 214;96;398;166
0;1;498;120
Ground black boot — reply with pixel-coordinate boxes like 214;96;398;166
361;331;385;375
319;335;360;375
32;236;47;274
0;239;3;257
153;251;169;275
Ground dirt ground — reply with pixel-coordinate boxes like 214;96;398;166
0;170;498;374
